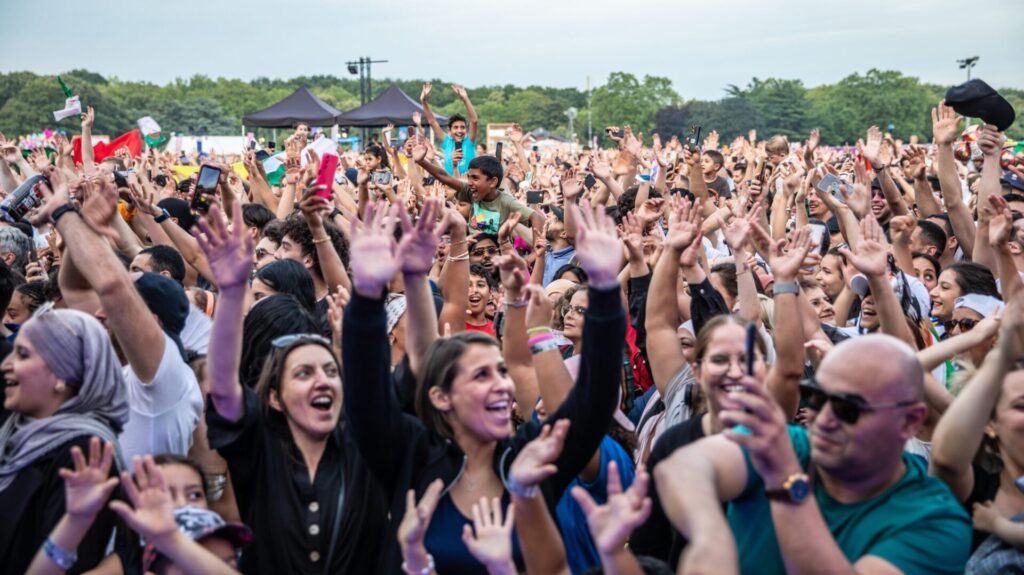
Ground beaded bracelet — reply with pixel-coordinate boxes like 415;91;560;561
530;339;561;356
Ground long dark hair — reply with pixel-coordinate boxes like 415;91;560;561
253;259;317;315
240;295;319;388
416;332;500;441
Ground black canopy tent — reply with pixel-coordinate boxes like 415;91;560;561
336;85;448;127
242;87;343;128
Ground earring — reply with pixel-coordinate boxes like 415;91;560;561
55;382;66;394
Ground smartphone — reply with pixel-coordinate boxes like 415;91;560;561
686;125;702;151
191;165;221;212
745;322;757;376
584;174;596;189
816;172;846;204
808;223;827;247
316;153;339;199
254;150;270;162
495;142;503;161
422;176;436;186
372;170;393;186
249;140;257;150
526;190;544;204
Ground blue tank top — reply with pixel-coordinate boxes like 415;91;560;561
423;491;524;574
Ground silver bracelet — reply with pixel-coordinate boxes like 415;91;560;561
402;553;435;575
44;537;77;570
448;252;470;262
529;339;560;356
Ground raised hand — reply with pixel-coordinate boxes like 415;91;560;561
495;252;529;299
985;195;1014;249
462;497;516;573
571;461;652;556
451;83;468;100
932;100;963;146
621;212;645;263
665;195;702;253
420;82;433;102
859;126;884;169
396;198;446;275
903;145;926;180
411;143;428;163
349;201;401;297
722;203;761;252
398;479;444;551
60;437;119;519
977;125;1005;158
838;214;889;278
523;284;554;331
560;168;582;203
109;456;178;546
81;106;95;130
762;226;813;283
194;202;254;290
79;177;120;242
508;419;570;488
591;160;611;180
569;199;622;289
805;128;820;158
635;198;665;227
888;214;915;246
498;211;522;246
412;111;422;127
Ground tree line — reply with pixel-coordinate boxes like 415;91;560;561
0;68;1020;145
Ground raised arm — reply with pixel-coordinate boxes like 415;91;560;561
437;208;469;335
839;214;915;346
80;106;96;175
573;461;652;575
931;304;1022;501
193;203;252;422
419;83;446;142
861;126;909;216
496;252;538;420
753;223;813;418
397;199;446;376
34;169;165;382
298;186;351;294
932;101;976;258
413;142;464;191
452;84;479;143
973;126;1008;272
721;204;763;325
646;196;701;395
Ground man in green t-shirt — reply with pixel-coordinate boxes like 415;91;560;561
413;146;542;237
655;334;970;575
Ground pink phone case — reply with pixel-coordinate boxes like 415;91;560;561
315;153;339;199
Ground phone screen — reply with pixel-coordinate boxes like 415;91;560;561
495;142;503;161
255;150;270;162
526;190;544;204
192;165;221;212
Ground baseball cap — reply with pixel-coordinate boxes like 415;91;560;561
144;507;253;571
954;294;1004;318
945;79;1017;132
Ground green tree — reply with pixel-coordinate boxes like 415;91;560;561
728;78;810;141
807;70;936;143
591;72;679;142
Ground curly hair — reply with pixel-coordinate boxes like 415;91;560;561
278;215;349;281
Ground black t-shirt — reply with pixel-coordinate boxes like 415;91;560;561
706;175;732;199
630;415;707;564
965;460;1002;551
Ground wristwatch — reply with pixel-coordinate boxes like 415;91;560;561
766;472;811;504
50;203;79;224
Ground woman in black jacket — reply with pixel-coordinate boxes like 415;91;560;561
343;199;626;573
197;203;387;575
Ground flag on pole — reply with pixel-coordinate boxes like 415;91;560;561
137;116;168;148
53;76;81;122
263;155;286;186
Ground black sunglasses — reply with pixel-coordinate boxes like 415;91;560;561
799;382;917;425
947;318;979;332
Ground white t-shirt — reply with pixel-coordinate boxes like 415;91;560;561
180;304;212;355
634;364;697;467
119;334;203;461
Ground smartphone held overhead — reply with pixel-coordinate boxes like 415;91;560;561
191;165;221;212
315;153;339;199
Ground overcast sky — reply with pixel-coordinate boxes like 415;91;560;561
1;0;1020;100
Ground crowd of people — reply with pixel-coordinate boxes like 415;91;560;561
0;77;1023;574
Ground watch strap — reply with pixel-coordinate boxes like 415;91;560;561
50;203;79;224
44;537;78;569
773;281;799;295
154;209;172;223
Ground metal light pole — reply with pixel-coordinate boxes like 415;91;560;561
957;56;979;82
345;56;388;148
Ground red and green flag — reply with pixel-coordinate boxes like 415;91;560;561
137;116;168;148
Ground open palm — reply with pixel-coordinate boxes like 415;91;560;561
350;201;401;296
61;437;119;519
571;200;623;288
396;198;444;275
839;214;889;277
109;456;177;544
509;420;570;488
665;196;701;252
194;203;253;290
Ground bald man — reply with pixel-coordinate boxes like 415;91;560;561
655;334;970;575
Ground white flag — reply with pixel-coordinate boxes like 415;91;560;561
53;95;82;122
137;116;161;136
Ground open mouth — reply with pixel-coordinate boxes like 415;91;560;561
4;377;17;388
721;383;745;394
485;399;510;413
310;394;333;412
468;295;483;305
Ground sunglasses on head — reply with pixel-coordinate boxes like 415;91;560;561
947;318;979;332
799;382;917;425
271;333;331;349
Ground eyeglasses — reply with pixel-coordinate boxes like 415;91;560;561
799;382;917;425
471;247;499;258
701;354;756;375
254;248;271;260
947;318;979;332
271;333;331;348
564;305;587;318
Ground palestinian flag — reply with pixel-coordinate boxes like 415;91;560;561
52;76;81;122
138;116;168;148
263;154;286;186
72;129;143;165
